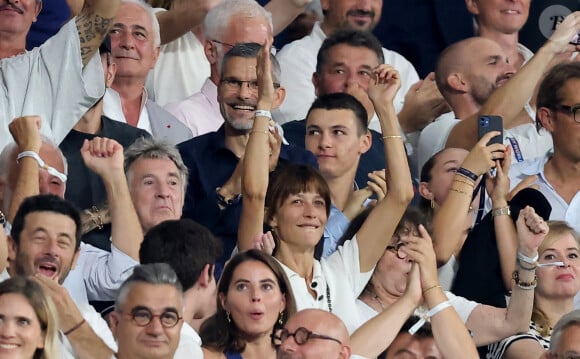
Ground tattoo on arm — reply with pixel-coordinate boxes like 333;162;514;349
76;8;114;66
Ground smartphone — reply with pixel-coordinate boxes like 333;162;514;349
478;115;503;145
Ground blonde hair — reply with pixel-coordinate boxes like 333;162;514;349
533;221;580;337
0;276;61;359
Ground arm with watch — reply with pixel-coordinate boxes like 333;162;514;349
486;145;518;290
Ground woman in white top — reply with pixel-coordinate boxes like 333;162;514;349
238;44;413;333
347;204;546;356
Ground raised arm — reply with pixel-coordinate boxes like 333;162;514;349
155;0;218;45
156;0;311;46
238;42;281;251
350;264;422;358
486;147;518;289
404;224;479;359
33;274;114;359
464;206;546;345
446;11;580;150
432;132;504;265
7;117;42;223
76;0;121;66
356;65;414;272
264;0;313;36
80;137;142;260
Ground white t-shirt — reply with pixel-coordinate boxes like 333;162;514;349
146;8;210;107
0;18;104;149
277;237;374;334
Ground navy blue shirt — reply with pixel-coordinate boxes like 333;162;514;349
27;0;70;50
282;119;387;188
178;125;318;264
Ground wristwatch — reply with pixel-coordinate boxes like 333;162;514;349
0;210;5;228
216;187;242;208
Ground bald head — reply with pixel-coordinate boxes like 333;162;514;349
0;140;67;214
277;309;351;359
435;37;486;95
435;37;514;117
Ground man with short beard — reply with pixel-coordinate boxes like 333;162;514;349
276;0;450;145
178;42;317;265
416;31;566;172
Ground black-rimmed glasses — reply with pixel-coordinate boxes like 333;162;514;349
553;104;580;123
273;327;342;346
386;242;407;260
120;307;182;328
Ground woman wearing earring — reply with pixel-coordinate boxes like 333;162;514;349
200;250;297;359
417;136;521;307
238;43;413;333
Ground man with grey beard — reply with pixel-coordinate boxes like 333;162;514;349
177;42;317;265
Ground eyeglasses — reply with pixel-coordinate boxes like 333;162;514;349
210;39;278;55
273;327;342;346
386;242;407;260
220;78;260;92
553;104;580;123
220;78;280;92
120;307;182;328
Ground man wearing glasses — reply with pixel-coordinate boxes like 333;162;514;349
508;62;580;311
177;42;316;265
276;309;353;359
509;63;580;248
110;263;184;359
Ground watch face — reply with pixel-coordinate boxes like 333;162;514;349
0;211;5;225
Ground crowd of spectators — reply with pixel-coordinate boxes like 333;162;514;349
1;0;580;358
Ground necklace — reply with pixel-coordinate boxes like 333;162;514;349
326;285;332;312
365;288;386;310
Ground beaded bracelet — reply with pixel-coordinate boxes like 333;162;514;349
512;270;537;290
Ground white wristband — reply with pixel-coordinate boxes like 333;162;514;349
16;151;67;183
408;301;452;335
517;251;539;265
427;300;452;317
254;110;272;120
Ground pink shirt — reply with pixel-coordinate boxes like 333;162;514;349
164;78;223;137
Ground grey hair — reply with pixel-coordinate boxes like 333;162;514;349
204;0;273;40
549;309;580;353
121;0;161;47
124;137;189;196
0;136;69;182
115;263;183;310
221;42;281;85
